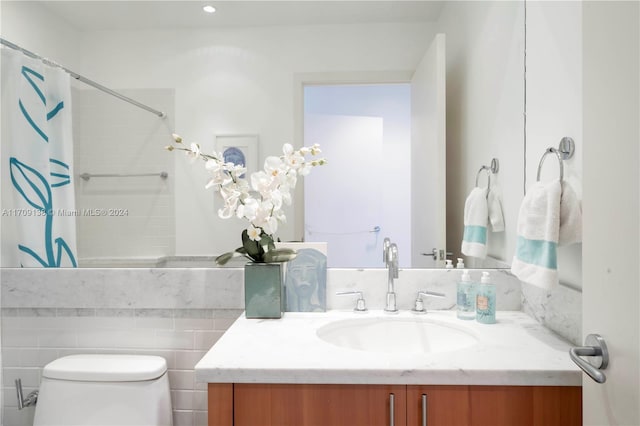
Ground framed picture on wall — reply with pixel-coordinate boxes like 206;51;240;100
215;134;259;178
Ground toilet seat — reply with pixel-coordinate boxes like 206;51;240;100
42;354;167;382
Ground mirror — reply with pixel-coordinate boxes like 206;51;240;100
0;1;524;268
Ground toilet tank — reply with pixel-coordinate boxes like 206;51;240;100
33;354;173;426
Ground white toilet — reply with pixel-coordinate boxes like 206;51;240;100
33;354;173;426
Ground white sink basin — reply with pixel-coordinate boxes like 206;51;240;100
316;316;478;354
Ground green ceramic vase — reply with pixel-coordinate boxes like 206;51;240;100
244;262;285;319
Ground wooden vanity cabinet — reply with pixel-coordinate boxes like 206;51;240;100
406;385;470;425
208;383;581;426
211;384;406;426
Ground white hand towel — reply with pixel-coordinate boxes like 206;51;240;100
559;181;582;246
488;183;505;233
461;187;489;258
511;180;561;290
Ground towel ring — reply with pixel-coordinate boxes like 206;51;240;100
475;158;499;188
475;166;491;188
536;147;564;182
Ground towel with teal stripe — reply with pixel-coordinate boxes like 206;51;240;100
511;180;561;289
461;187;489;258
511;180;582;290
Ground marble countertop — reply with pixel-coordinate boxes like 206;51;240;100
195;310;582;386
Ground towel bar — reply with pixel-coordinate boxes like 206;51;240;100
79;172;169;181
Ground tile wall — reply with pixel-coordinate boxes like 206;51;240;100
72;88;176;263
1;268;242;426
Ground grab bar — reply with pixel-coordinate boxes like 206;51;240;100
80;172;168;181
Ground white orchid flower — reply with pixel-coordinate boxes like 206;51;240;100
281;190;292;206
299;163;312;176
270;189;283;210
237;197;259;221
250;170;268;192
247;224;261;241
264;156;286;181
186;143;201;163
205;159;222;173
168;134;326;264
310;144;322;156
283;143;305;170
262;216;279;235
218;204;235;219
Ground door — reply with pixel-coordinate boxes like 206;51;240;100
411;33;446;268
581;2;639;424
304;113;384;268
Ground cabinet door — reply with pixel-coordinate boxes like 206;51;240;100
407;385;470;426
234;383;407;426
469;386;582;426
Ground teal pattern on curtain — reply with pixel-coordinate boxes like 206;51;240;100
1;47;78;267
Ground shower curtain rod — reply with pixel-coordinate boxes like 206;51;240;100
0;38;166;118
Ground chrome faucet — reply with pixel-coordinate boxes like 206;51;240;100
384;242;399;314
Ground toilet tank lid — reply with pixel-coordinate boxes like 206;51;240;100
42;355;168;382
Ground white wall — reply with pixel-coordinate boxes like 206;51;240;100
526;1;583;288
0;1;80;69
438;1;525;265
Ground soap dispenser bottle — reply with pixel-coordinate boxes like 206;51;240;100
456;269;475;320
476;271;496;324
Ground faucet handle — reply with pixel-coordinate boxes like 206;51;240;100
336;290;368;313
383;238;391;264
411;290;446;314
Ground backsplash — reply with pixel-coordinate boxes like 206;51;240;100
0;266;578;426
521;281;582;345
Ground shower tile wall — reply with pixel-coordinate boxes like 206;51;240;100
72;88;176;264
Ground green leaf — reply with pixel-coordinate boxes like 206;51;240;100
263;248;298;263
215;251;236;266
241;230;265;262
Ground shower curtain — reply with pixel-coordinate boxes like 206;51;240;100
1;47;78;267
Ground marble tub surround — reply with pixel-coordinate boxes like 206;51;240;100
1;268;244;310
1;267;520;312
195;310;581;386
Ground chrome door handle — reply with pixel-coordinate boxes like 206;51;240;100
569;333;609;384
421;248;453;260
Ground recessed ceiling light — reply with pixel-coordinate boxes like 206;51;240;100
203;5;216;14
